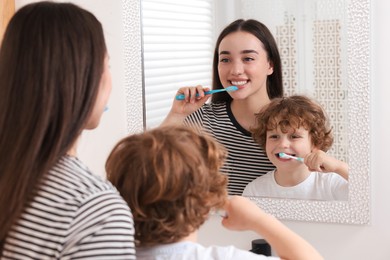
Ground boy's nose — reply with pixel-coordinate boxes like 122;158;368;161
278;137;290;148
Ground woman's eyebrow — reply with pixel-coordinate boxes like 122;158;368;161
241;49;259;54
219;49;259;55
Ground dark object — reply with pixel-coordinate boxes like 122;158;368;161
250;238;272;256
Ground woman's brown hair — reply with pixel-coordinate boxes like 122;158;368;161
0;1;106;249
251;95;333;151
106;126;228;247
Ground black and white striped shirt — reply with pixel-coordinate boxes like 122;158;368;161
2;156;136;260
185;101;275;195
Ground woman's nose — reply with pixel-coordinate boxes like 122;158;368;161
230;61;244;75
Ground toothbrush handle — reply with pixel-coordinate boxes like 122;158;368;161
175;93;200;100
175;89;216;100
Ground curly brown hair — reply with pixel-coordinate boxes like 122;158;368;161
251;95;333;151
106;126;228;247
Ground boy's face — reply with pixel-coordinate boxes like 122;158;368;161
265;126;314;170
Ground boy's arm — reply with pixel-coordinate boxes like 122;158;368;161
331;160;349;181
222;196;323;260
305;150;349;181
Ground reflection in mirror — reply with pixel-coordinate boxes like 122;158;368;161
141;0;215;127
136;0;370;224
236;0;350;201
242;95;349;202
237;0;349;164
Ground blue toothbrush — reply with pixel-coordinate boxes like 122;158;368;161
278;152;304;162
175;86;238;100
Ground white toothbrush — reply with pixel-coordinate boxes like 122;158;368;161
175;86;238;100
278;152;304;162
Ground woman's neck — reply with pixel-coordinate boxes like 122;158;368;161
66;137;80;157
230;95;271;131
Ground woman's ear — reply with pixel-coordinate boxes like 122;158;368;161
267;62;274;75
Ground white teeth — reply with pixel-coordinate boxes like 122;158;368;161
231;81;247;86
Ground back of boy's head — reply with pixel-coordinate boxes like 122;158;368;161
106;125;228;247
252;95;333;151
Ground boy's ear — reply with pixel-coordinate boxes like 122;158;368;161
311;147;320;153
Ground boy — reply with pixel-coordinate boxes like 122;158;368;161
106;125;322;259
243;95;348;200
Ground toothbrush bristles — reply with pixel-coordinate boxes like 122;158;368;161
227;86;238;91
278;152;304;162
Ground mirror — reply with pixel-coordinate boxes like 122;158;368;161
126;0;370;224
232;0;370;224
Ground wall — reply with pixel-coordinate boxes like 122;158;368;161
14;0;390;259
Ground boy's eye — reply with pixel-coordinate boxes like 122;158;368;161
291;134;301;139
268;134;278;139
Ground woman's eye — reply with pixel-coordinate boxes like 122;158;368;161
219;58;229;63
243;57;255;62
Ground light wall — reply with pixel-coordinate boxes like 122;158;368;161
14;0;390;259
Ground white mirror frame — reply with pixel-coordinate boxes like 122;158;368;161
123;0;144;134
125;0;371;224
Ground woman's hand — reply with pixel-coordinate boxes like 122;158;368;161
161;85;211;125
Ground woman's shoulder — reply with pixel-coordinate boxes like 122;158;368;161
186;101;229;126
44;156;122;203
205;101;228;111
192;101;228;114
9;157;135;259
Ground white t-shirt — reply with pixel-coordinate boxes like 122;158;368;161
136;241;280;260
243;170;348;201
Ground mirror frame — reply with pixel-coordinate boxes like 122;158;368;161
122;0;144;134
126;0;371;224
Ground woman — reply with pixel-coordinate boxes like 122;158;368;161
0;2;135;259
162;19;283;195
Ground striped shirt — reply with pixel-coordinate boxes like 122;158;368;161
2;156;136;260
185;101;275;195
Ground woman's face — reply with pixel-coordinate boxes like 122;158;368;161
85;54;112;129
217;31;273;100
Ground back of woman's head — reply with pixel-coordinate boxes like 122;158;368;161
106;126;228;247
0;1;106;247
212;19;283;102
